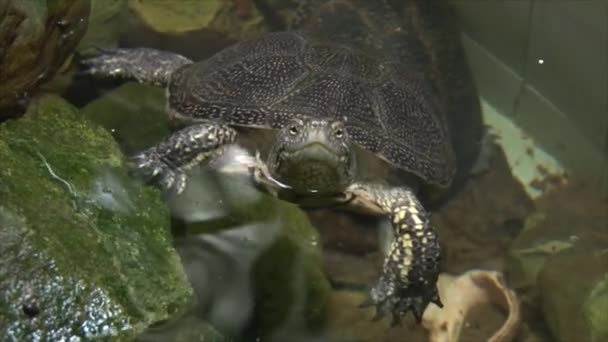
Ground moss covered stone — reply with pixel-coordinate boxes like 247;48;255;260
79;0;128;50
79;79;331;338
175;173;332;338
0;0;90;118
507;183;608;342
80;82;169;154
249;200;331;336
586;274;608;342
0;95;194;341
128;0;268;41
538;244;608;342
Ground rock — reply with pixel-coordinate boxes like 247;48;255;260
127;0;268;43
250;201;331;336
587;274;608;342
169;171;332;338
80;82;170;154
43;0;133;106
507;182;608;290
511;182;608;342
136;315;227;342
44;0;128;96
538;245;608;342
57;1;271;107
79;0;127;50
0;0;90;119
506;212;573;290
0;95;196;341
117;0;269;66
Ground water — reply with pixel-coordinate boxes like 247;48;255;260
0;1;606;341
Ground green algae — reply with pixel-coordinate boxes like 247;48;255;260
79;78;331;339
79;0;128;50
127;0;268;41
538;244;608;342
0;0;90;117
181;175;332;337
586;273;608;342
0;95;193;340
251;203;331;335
80;82;169;154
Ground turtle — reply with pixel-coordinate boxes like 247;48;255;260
81;0;483;324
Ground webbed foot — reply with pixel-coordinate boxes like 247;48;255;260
362;273;442;325
79;47;192;86
130;148;188;194
129;123;237;194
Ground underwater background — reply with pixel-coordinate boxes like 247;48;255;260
0;1;606;341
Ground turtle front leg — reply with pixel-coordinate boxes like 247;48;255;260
347;183;442;325
80;48;192;86
131;123;236;194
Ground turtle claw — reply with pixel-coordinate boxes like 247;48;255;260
130;149;165;176
129;149;188;194
78;48;129;78
175;173;187;194
158;170;187;194
431;292;443;308
365;275;441;325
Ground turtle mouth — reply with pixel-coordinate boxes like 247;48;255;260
272;142;349;194
281;142;343;165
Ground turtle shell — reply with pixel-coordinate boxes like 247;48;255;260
167;0;482;191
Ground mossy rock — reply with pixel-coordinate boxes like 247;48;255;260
127;0;268;41
175;173;332;338
507;183;608;342
538;244;608;342
79;0;128;50
80;82;170;154
79;79;331;338
249;200;331;336
505;212;572;289
136;315;227;342
507;210;606;290
0;95;195;340
0;0;90;118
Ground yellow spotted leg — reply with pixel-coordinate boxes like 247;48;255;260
130;123;237;194
347;183;442;325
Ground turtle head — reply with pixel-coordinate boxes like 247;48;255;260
267;116;356;195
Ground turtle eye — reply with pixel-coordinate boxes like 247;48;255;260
335;128;344;138
289;126;298;135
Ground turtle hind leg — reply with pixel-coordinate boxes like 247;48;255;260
347;182;442;325
131;123;237;194
80;48;193;87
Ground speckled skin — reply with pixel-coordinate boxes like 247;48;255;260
81;0;482;324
